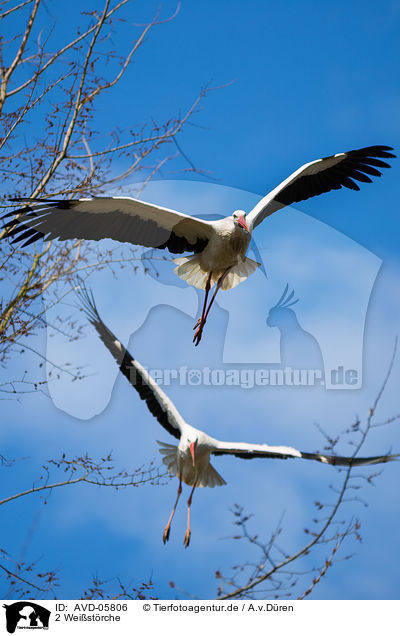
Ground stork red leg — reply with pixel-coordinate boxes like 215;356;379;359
193;267;232;346
183;480;197;548
193;271;212;333
163;475;182;544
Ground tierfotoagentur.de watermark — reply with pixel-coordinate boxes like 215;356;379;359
130;365;358;389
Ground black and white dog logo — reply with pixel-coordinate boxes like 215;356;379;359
3;602;50;633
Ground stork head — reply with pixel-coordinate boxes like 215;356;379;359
232;210;249;232
189;438;198;467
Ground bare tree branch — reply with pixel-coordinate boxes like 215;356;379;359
216;342;398;600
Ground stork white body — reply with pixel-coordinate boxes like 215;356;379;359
159;429;225;490
4;145;395;344
78;287;399;547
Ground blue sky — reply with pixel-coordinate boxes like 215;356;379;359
1;0;400;600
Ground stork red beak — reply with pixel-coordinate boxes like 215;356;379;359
189;442;196;467
237;215;249;232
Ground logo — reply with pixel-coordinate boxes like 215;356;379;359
3;602;50;634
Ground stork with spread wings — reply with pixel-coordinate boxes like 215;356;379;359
3;145;395;344
77;285;399;547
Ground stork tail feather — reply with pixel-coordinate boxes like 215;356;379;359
173;255;260;290
156;440;226;488
221;257;260;290
173;255;210;289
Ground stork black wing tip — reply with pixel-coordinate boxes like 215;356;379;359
8;197;77;207
377;144;395;152
366;145;396;159
74;280;101;326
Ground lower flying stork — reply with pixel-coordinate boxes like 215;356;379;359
77;286;399;547
4;145;395;344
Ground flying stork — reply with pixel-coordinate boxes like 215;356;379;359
3;145;395;345
77;285;399;547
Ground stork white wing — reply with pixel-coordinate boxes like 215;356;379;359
2;196;214;254
77;285;184;440
213;440;399;466
247;145;395;229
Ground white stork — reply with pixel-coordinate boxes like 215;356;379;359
4;145;395;345
77;286;399;548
